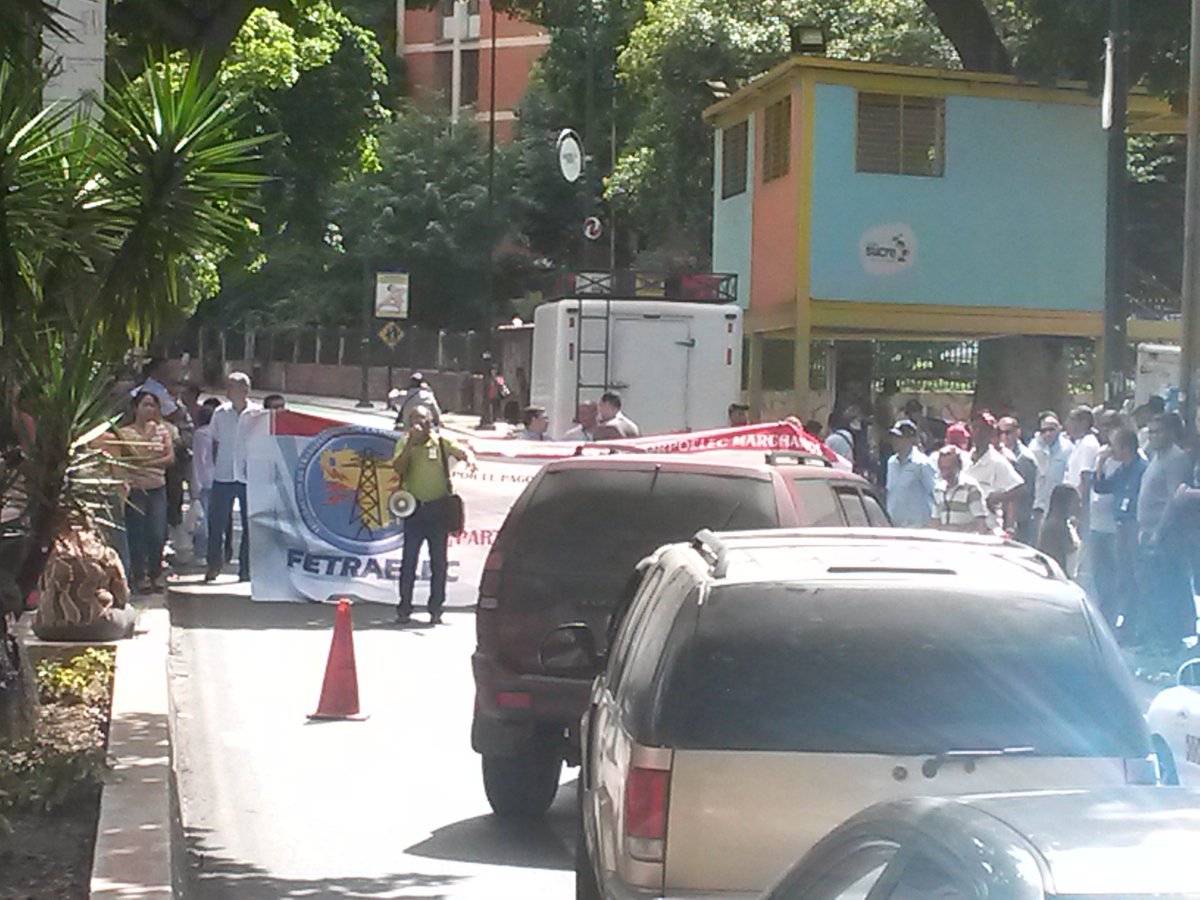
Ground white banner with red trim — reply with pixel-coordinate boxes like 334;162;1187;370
244;411;840;605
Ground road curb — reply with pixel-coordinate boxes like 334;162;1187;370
88;593;174;898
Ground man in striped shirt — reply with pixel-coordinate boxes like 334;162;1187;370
932;446;988;533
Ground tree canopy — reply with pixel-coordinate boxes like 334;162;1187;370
90;0;1199;320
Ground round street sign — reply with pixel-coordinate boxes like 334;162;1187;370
557;129;583;183
583;216;603;241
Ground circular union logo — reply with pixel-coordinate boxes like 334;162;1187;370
295;426;405;554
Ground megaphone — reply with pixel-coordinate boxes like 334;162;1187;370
387;489;418;519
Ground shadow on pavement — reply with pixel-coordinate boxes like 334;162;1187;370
169;592;465;632
404;779;577;871
184;828;462;899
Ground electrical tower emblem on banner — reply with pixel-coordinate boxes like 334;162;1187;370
295;427;407;554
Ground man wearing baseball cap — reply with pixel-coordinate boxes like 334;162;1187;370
393;373;442;430
885;418;936;528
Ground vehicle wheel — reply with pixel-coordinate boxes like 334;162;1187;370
576;828;602;900
482;746;562;818
1152;734;1181;786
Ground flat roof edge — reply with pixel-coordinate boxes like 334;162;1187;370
703;55;1173;125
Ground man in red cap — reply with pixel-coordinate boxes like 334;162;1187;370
965;410;1025;534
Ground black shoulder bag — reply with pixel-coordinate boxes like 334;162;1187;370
436;438;466;534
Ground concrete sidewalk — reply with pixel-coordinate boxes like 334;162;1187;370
13;595;174;897
91;594;173;898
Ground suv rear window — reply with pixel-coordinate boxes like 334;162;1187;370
790;480;842;526
656;583;1146;758
508;468;779;575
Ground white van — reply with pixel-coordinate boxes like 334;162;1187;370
530;298;742;439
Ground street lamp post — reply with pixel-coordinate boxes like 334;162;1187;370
357;255;373;408
1101;0;1129;408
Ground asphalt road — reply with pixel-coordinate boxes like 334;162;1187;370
169;579;576;899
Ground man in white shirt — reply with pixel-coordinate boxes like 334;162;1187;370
1065;405;1101;528
1028;412;1073;532
595;391;640;439
205;372;258;582
965;411;1025;533
563;401;598;442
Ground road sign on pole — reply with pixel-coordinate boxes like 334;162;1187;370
557;129;583;183
375;271;409;319
378;322;404;349
583;216;603;241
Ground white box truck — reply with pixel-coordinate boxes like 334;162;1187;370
530;298;743;439
1135;342;1179;407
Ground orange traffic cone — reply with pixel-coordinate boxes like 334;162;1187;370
308;599;367;721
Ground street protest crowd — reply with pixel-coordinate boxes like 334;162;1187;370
818;397;1200;655
13;349;1197;658
6;358;278;641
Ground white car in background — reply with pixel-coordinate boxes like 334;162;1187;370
1147;658;1200;786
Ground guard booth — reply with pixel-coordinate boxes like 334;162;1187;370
704;56;1184;424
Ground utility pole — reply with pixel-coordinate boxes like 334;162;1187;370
1181;0;1200;432
485;1;498;389
1101;0;1129;408
583;0;596;271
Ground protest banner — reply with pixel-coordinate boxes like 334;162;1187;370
245;411;836;604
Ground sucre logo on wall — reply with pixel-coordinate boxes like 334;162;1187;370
860;223;917;276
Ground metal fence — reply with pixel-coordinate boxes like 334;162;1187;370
169;323;487;376
872;339;1099;397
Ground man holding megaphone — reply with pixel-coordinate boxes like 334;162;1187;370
391;406;475;625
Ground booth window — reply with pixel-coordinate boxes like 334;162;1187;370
856;93;945;177
722;121;749;198
762;98;791;182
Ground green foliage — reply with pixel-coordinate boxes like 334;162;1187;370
199;0;391;326
1013;0;1188;95
508;92;596;266
0;56;267;600
0;715;107;813
506;0;642;267
0;0;69;66
0;649;114;814
0;331;127;576
323;107;505;327
225;8;314;92
0;59;268;350
36;649;115;708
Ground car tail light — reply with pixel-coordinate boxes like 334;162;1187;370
1125;754;1160;785
478;547;503;609
496;691;532;709
625;765;670;862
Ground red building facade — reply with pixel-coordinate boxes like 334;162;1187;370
398;0;550;142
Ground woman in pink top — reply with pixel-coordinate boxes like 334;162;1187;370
118;391;175;592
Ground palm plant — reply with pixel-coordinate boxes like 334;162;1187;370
0;56;267;739
0;0;68;67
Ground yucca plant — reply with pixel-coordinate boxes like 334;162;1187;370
0;0;68;68
0;56;267;739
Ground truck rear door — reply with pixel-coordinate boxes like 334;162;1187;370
610;316;691;434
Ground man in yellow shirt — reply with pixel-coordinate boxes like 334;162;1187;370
391;406;474;624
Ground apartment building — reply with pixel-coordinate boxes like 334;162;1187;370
397;0;550;142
